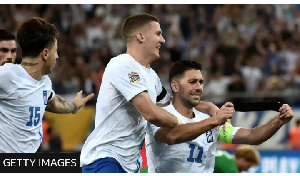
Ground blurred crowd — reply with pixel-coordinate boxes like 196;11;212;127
1;4;300;106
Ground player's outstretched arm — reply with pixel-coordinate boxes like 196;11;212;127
155;102;235;144
232;104;294;145
132;91;180;128
46;90;94;114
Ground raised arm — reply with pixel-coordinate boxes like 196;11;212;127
46;90;94;114
132;91;180;128
154;102;234;144
232;104;294;145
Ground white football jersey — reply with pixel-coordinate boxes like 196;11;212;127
80;54;165;173
146;104;221;173
0;63;55;153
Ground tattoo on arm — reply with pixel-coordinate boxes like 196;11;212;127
56;95;78;114
21;62;38;66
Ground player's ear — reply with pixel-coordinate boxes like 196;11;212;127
136;32;144;44
41;48;49;61
171;80;179;93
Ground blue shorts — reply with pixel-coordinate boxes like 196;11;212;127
82;157;127;173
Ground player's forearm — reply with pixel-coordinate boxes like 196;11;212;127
46;95;78;114
233;115;283;145
146;105;178;128
156;118;219;144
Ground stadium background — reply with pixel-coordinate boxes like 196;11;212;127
1;4;300;173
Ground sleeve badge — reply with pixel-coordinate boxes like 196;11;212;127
128;72;140;83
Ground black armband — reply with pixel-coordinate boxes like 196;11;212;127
156;86;167;103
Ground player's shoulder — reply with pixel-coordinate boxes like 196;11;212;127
108;53;135;68
42;75;51;82
0;63;21;77
193;108;210;119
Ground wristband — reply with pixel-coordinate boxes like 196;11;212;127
176;116;185;125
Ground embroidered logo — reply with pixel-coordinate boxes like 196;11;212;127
206;130;214;143
128;72;140;83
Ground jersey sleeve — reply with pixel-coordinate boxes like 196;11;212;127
108;62;147;101
44;75;56;102
0;67;14;97
146;122;161;138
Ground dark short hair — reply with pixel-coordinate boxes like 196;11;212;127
169;60;202;83
17;17;58;58
121;13;159;44
0;29;15;42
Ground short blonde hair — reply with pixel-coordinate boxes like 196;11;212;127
234;145;260;165
121;13;159;44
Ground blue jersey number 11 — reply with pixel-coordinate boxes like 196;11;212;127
26;107;41;126
187;144;203;163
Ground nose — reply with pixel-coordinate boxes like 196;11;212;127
195;82;203;92
6;51;13;60
161;36;166;44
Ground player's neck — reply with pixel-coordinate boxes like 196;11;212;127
126;47;152;68
172;99;194;119
21;58;43;81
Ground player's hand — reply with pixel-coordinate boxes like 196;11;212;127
278;104;294;124
73;90;94;112
208;102;219;117
216;119;232;131
214;102;235;125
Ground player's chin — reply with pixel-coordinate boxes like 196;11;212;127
190;99;201;106
153;55;159;60
155;51;161;58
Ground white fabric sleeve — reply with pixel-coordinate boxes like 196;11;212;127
231;127;241;142
44;76;56;102
147;122;161;138
0;67;14;97
109;63;147;101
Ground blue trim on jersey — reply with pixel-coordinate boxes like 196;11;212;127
43;90;47;105
39;131;43;144
134;155;141;173
82;157;127;173
206;130;214;143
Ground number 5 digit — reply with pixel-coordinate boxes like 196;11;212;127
26;107;41;127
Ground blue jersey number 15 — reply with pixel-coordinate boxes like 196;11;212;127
26;107;41;126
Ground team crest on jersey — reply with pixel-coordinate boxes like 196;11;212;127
206;130;214;143
43;90;47;105
128;72;140;83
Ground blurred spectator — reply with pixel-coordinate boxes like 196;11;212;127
288;119;300;150
227;71;247;103
203;71;231;107
39;118;62;152
48;126;62;152
214;145;260;173
241;53;263;93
